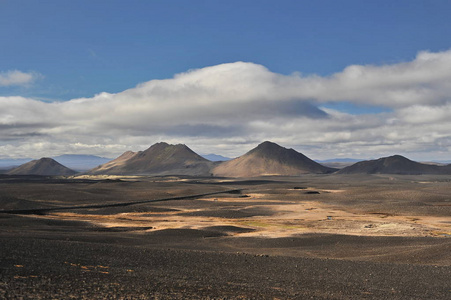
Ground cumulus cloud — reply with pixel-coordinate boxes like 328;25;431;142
1;49;451;160
0;70;42;87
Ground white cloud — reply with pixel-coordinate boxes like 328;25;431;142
1;49;451;161
0;70;42;87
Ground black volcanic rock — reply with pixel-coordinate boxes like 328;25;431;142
212;141;336;177
87;142;214;176
337;155;449;175
7;157;77;176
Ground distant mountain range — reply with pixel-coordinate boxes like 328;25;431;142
52;154;111;171
201;153;231;161
315;158;362;169
0;158;33;170
2;142;450;177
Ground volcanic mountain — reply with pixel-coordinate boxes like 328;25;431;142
87;142;214;176
337;155;449;175
7;157;77;176
212;141;336;177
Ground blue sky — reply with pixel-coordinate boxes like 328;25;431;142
1;1;451;161
3;0;450;100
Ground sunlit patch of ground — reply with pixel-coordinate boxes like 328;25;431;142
36;191;450;239
71;175;142;181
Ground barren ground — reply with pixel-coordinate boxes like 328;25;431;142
1;174;450;299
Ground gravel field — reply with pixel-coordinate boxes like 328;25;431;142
2;237;450;299
1;174;450;299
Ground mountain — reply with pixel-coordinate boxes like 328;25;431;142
212;141;337;177
7;158;77;176
201;154;231;161
337;155;449;175
52;154;112;171
87;142;214;176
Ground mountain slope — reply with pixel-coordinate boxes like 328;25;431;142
87;142;214;176
337;155;449;175
212;141;336;177
7;158;77;176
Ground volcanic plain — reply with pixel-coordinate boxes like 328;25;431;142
1;174;451;299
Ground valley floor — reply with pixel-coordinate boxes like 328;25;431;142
1;174;450;299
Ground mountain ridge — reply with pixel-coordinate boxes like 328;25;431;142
4;143;449;177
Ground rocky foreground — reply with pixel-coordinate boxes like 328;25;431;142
1;236;450;299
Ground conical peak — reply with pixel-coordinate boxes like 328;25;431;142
144;142;169;151
259;141;278;146
33;157;61;166
154;142;170;147
381;154;408;160
248;141;300;159
379;155;413;165
256;141;281;149
129;141;207;163
251;141;284;153
37;157;54;162
145;142;189;151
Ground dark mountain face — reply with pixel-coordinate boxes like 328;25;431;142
87;142;214;176
338;155;449;175
7;158;77;176
212;141;336;177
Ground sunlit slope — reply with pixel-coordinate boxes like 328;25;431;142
87;142;214;176
213;141;336;177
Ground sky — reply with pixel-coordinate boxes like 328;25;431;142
1;0;451;161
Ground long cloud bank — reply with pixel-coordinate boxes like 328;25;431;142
1;49;451;160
